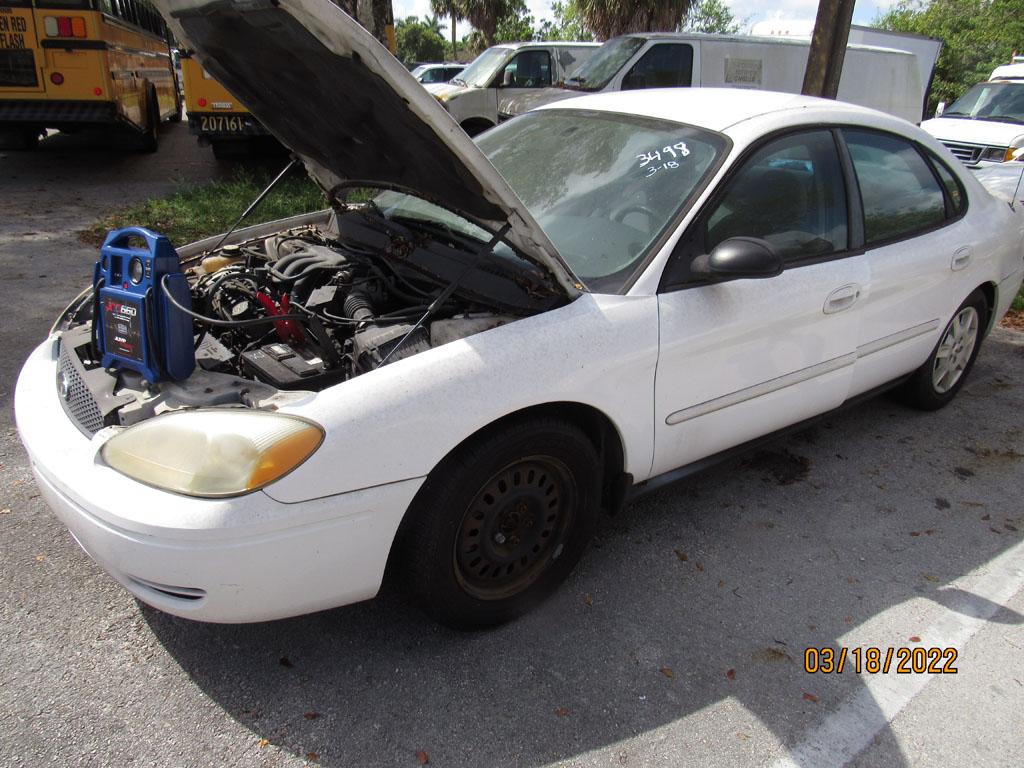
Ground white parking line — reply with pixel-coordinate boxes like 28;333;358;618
770;537;1024;768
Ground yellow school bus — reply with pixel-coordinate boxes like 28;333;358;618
179;50;270;158
0;0;180;151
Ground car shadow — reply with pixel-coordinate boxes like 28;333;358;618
140;338;1024;767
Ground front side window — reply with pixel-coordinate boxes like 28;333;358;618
844;130;946;244
477;109;727;291
622;44;693;90
498;50;551;88
706;130;848;261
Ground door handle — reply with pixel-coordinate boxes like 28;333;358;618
823;283;862;314
951;246;972;271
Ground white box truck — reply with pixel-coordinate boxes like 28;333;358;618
426;41;600;135
503;32;936;126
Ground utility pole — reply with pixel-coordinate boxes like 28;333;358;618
802;0;857;98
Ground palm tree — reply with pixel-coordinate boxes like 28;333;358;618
575;0;692;40
430;0;465;60
460;0;523;49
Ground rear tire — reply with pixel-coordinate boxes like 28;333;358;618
395;418;600;630
900;289;987;410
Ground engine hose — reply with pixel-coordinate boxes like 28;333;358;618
343;290;375;322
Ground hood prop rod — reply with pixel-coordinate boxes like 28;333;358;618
210;158;300;253
378;222;511;367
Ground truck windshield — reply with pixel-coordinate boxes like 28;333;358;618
945;82;1024;124
454;47;511;88
563;36;646;92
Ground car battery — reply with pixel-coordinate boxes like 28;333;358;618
93;227;195;383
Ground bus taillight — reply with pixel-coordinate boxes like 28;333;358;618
44;16;88;39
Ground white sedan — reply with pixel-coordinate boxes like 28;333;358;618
15;0;1024;629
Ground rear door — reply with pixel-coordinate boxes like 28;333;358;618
0;0;42;93
840;128;976;394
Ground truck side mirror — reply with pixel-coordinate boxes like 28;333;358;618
935;101;946;117
502;68;515;88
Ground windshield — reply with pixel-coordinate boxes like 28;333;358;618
945;82;1024;123
455;47;512;88
478;110;726;291
564;36;646;91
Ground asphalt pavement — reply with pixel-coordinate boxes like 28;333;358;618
1;122;1023;768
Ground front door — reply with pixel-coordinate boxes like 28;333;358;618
652;129;869;476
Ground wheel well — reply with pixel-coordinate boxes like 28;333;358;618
437;402;627;512
977;281;997;334
460;118;494;137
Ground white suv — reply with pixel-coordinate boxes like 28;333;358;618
921;64;1024;166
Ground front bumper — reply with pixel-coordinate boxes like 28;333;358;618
15;337;422;623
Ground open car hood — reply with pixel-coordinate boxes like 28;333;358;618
152;0;579;297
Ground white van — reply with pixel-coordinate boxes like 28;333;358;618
426;41;599;135
920;63;1024;167
503;32;930;125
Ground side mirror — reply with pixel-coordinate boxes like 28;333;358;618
502;69;514;88
691;237;783;281
935;101;946;117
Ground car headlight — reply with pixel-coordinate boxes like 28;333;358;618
100;410;324;498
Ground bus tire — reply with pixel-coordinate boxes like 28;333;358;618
137;86;160;153
169;88;183;123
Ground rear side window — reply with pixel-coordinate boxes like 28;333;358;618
930;156;966;215
844;130;946;245
622;44;693;90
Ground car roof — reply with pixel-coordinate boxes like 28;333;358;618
538;88;884;133
495;41;601;51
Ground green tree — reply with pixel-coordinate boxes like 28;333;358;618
461;0;528;48
395;15;446;65
431;0;465;60
496;11;537;42
874;0;1024;113
574;0;691;40
536;1;594;41
682;0;741;34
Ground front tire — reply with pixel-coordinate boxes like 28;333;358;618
396;418;600;629
900;289;987;410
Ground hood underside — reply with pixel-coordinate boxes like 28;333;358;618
151;0;578;296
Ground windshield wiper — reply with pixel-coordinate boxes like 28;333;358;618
982;114;1024;124
941;111;971;118
451;77;467;86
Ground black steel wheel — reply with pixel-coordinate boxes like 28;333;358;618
395;417;601;629
454;456;577;601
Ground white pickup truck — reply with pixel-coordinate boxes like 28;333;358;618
426;41;599;135
920;62;1024;166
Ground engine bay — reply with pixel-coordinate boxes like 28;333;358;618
58;205;567;433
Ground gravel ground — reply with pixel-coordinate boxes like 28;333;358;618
1;123;1023;768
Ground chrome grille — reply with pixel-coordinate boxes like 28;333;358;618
58;339;105;435
941;141;983;164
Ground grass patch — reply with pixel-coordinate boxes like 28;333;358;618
1013;285;1024;312
80;169;327;247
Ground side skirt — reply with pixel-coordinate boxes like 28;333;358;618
625;375;911;504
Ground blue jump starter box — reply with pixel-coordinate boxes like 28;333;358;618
93;227;195;383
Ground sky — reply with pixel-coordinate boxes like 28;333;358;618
392;0;897;36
